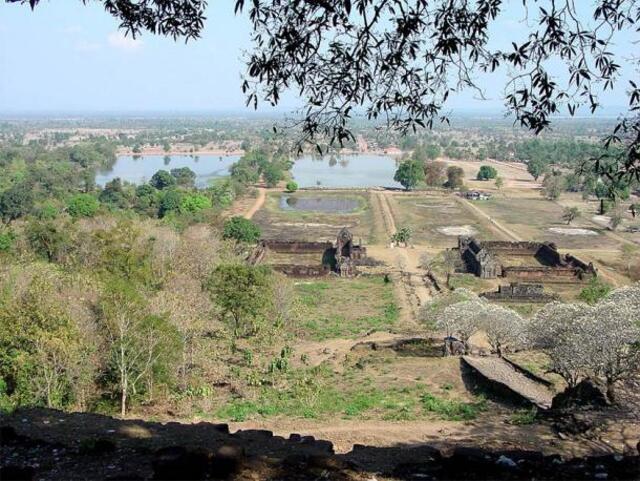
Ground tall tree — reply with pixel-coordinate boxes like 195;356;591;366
394;159;425;190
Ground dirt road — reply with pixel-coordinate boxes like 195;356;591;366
243;187;266;219
370;192;433;323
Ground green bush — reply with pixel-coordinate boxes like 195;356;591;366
180;194;212;214
476;165;498;180
578;277;612;305
0;230;14;252
222;216;261;243
67;194;99;218
286;181;298;192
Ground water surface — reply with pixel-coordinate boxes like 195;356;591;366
291;154;402;188
279;195;360;213
96;153;402;189
95;154;241;188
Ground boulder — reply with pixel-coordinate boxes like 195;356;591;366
551;379;608;410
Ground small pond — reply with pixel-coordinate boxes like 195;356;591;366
279;195;360;213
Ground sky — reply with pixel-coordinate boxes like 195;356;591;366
0;1;634;116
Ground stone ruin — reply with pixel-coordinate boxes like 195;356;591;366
481;282;560;303
458;236;597;282
335;227;366;277
248;228;367;277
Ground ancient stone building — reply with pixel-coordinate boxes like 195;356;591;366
248;228;367;277
458;236;502;278
458;236;597;281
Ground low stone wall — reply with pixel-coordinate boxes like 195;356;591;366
271;264;330;277
481;283;559;303
481;240;542;256
260;240;333;254
503;266;592;282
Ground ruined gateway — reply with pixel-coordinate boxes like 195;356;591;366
458;236;597;282
249;227;367;277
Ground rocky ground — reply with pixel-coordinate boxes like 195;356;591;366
2;407;640;480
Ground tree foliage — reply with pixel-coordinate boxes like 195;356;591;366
394;159;424;190
205;264;273;338
476;165;497;181
222;216;261;244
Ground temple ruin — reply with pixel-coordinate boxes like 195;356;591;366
481;283;559;303
458;236;597;282
249;228;367;277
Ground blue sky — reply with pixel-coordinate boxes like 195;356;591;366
0;1;634;115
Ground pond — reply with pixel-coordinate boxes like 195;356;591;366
291;154;402;188
96;153;402;189
95;154;241;188
279;195;361;213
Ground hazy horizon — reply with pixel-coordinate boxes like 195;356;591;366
1;1;635;118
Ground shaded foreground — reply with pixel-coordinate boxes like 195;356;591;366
1;408;639;480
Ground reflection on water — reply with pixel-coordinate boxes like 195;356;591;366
95;154;241;188
96;153;401;189
291;154;401;188
279;195;360;213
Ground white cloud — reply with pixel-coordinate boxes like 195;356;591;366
107;31;142;51
74;40;101;52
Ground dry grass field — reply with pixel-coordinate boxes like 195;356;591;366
386;193;498;247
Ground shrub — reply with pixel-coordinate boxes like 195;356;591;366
159;190;183;218
180;194;212;214
0;230;14;252
222;216;261;243
391;226;412;244
476;165;498;180
67;194;99;218
578;277;612;305
286;181;298;192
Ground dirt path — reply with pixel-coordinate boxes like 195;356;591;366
369;192;434;324
455;196;521;241
293;331;414;369
231;415;623;457
243;187;267;219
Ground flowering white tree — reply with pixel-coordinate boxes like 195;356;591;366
527;302;593;349
579;300;640;402
528;285;640;400
480;305;526;356
603;282;640;311
437;298;486;354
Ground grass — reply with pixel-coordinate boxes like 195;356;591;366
294;276;399;340
420;392;487;421
390;194;495;247
214;371;486;423
508;408;538;425
447;273;493;292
